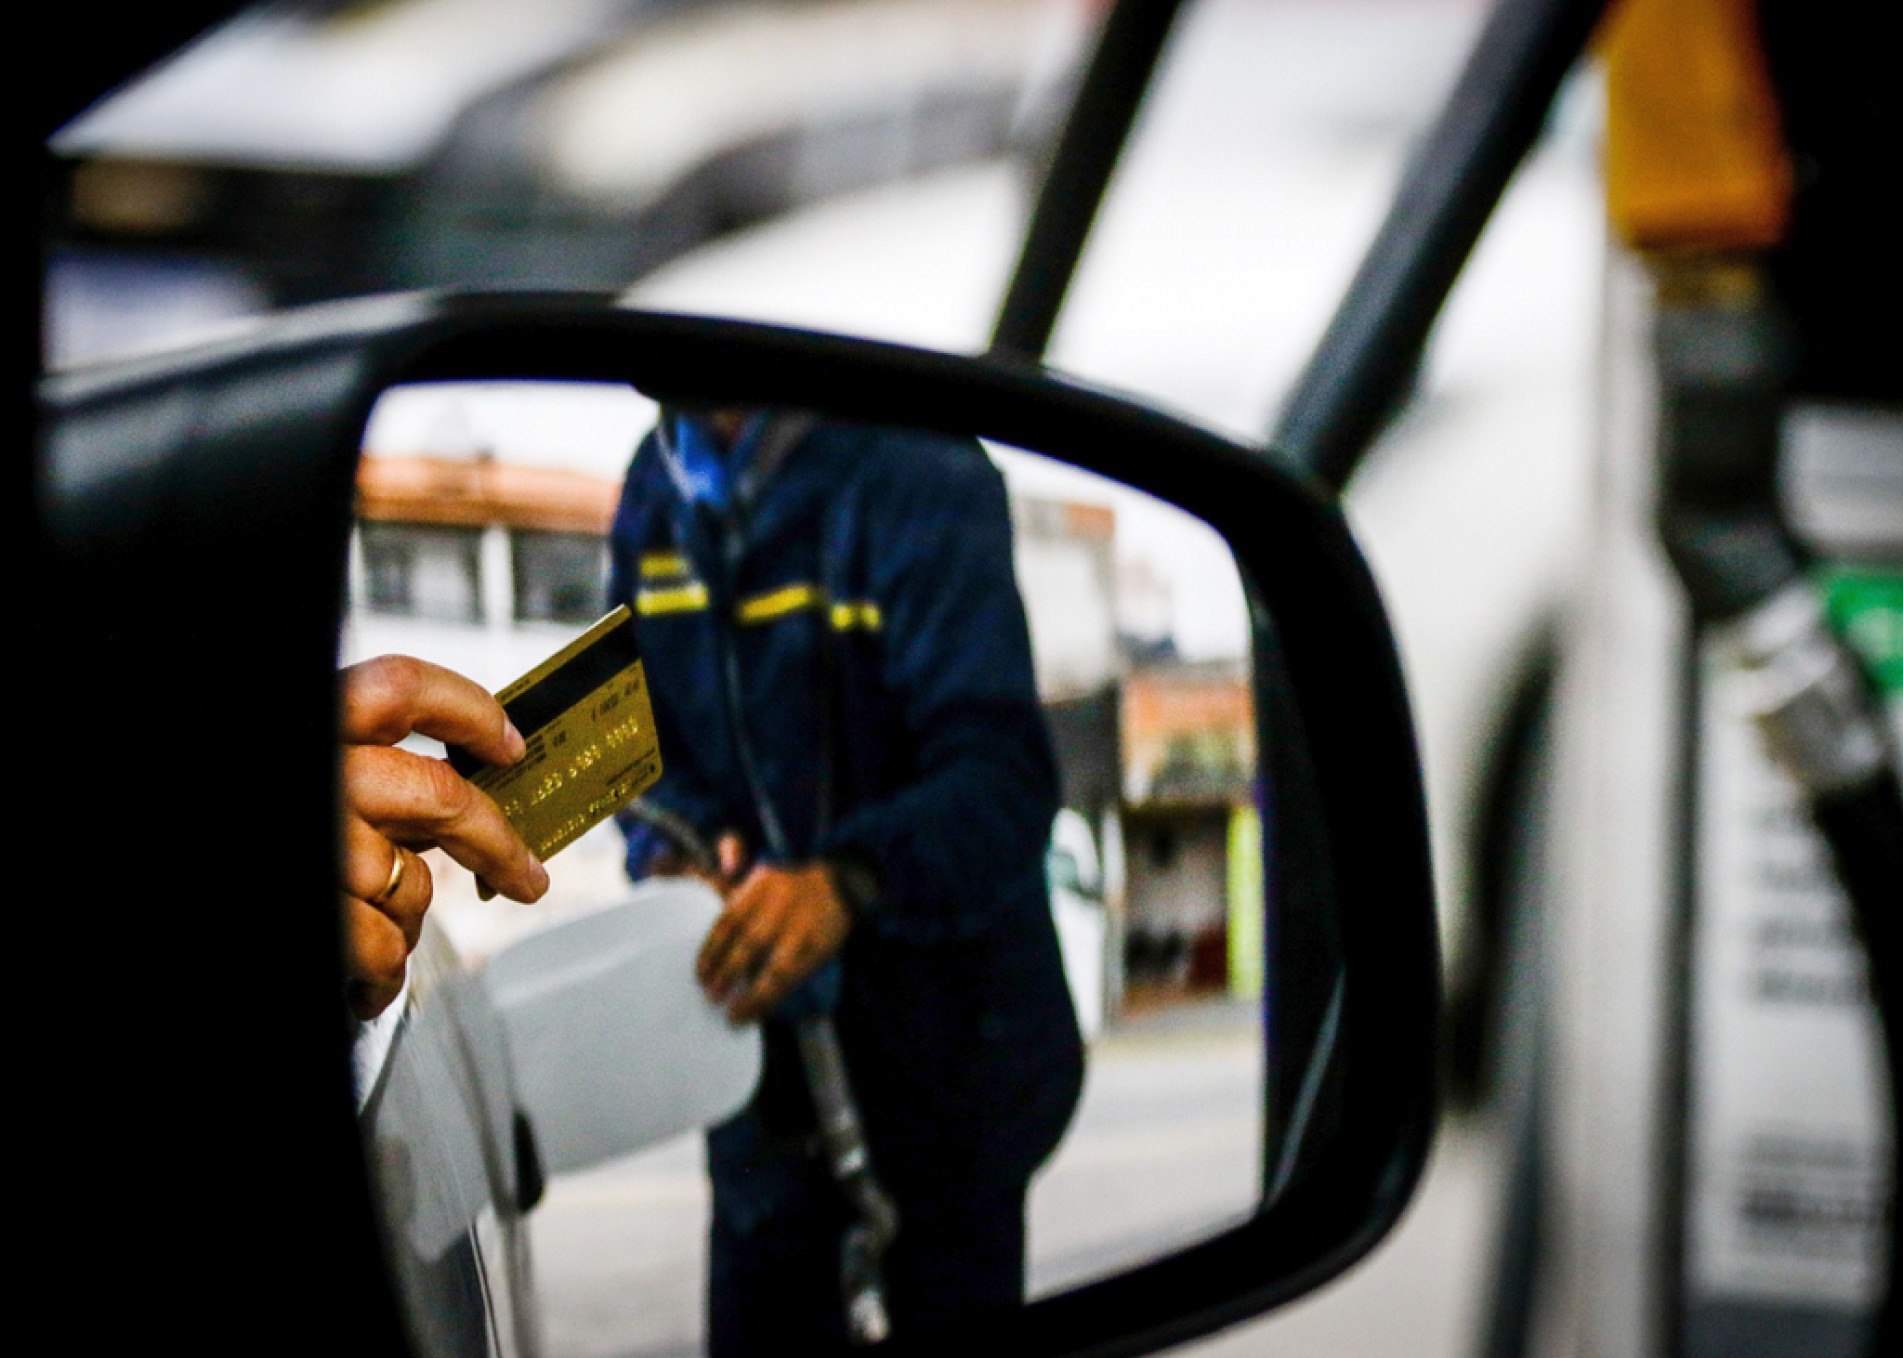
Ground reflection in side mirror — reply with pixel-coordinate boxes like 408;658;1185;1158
347;382;1308;1355
39;298;1431;1358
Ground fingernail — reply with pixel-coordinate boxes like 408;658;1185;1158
502;721;527;762
532;858;550;895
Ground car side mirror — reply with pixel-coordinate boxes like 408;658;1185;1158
36;293;1437;1355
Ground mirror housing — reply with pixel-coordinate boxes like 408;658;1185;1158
35;293;1437;1355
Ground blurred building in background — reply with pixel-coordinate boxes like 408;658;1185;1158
1119;659;1258;1003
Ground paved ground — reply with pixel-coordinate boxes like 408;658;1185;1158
528;1002;1262;1358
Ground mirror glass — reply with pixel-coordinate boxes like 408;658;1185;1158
347;381;1286;1356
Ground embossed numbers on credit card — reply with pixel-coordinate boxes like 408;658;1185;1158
448;606;663;863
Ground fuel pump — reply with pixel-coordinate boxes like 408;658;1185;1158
1547;3;1903;1356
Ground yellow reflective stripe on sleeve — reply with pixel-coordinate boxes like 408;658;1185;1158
829;601;882;633
636;583;710;615
737;583;823;624
639;552;690;579
729;584;882;630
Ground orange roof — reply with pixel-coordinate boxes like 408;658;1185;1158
356;455;620;534
1121;662;1256;806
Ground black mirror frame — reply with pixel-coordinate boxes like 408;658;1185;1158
36;292;1436;1357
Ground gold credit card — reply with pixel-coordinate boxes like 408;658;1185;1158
448;605;662;863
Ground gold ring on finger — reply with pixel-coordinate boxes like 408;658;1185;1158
372;846;410;906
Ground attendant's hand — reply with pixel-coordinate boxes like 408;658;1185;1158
696;862;852;1023
341;655;548;1018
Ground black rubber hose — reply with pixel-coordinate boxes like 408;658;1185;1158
1813;771;1903;1356
1269;0;1606;489
990;0;1189;361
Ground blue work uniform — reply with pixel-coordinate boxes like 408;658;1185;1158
610;412;1085;1354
